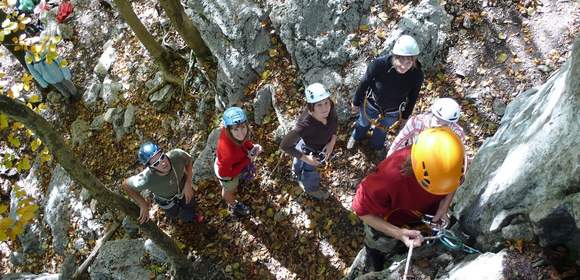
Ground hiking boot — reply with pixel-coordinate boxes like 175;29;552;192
298;181;330;200
306;189;330;200
229;201;251;217
364;246;386;272
347;134;356;150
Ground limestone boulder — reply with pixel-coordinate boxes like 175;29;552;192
184;0;272;105
455;39;580;251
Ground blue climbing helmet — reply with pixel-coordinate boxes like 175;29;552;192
138;142;160;165
223;107;247;127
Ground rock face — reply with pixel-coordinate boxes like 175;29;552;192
90;239;149;280
271;87;297;142
0;273;60;280
253;84;274;125
440;250;508;280
70;118;90;145
455;39;580;250
184;0;272;105
82;77;101;110
94;40;117;77
14;157;47;256
44;166;73;256
100;76;122;106
269;0;371;88
191;127;221;183
149;84;175;112
90;239;227;280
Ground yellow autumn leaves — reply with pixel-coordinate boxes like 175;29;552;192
0;10;30;43
25;35;68;66
0;185;39;241
1;115;52;172
0;4;54;242
2;7;68;66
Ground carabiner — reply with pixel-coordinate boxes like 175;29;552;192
421;214;449;231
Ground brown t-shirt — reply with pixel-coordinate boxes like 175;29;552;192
280;105;338;158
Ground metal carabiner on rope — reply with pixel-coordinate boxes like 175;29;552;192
436;229;482;254
420;214;450;232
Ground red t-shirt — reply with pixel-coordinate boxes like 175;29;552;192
352;146;446;226
216;128;254;178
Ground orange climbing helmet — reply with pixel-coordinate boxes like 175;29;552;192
411;127;465;195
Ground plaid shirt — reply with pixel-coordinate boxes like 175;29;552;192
387;112;465;157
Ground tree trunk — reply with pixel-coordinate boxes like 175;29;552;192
112;0;173;72
0;95;195;279
157;0;212;61
158;0;217;80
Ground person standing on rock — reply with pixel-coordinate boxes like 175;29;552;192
347;35;424;155
122;142;205;224
352;127;465;273
280;83;338;200
214;107;263;217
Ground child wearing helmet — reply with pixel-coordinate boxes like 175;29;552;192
215;107;263;217
351;128;465;274
280;83;338;200
387;98;465;157
122;142;204;224
347;35;424;152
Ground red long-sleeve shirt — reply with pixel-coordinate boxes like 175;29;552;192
215;128;254;178
352;146;446;226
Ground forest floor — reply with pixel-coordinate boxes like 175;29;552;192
1;0;579;279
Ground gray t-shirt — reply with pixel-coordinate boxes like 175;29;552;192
126;149;192;199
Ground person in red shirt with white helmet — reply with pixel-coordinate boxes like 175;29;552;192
352;127;465;273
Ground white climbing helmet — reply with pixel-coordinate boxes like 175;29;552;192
431;98;461;123
392;35;420;56
304;83;331;104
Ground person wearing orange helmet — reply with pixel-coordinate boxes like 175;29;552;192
351;127;465;273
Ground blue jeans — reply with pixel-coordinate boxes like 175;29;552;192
352;102;399;150
292;157;320;193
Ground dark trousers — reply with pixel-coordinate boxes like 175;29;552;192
363;224;406;272
163;196;197;223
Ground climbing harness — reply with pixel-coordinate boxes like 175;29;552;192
299;142;340;165
153;157;185;210
301;144;326;163
362;99;404;133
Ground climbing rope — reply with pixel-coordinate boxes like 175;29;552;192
403;243;413;280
